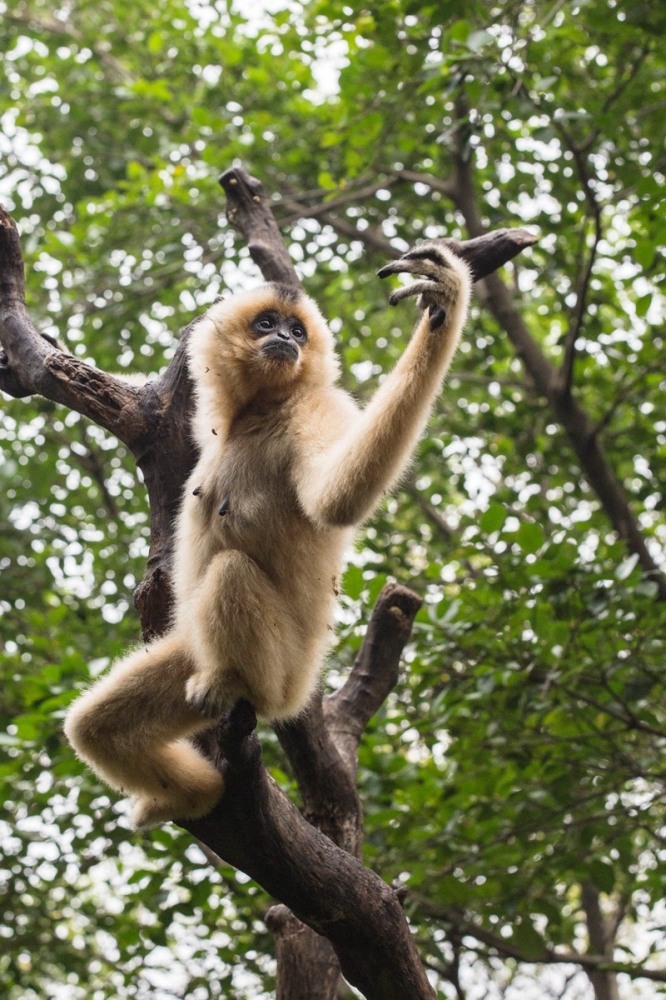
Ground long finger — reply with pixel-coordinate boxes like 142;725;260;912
377;258;443;281
388;281;439;306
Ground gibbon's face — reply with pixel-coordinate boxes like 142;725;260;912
188;284;340;406
250;309;308;365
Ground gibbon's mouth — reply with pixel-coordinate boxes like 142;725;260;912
261;340;299;363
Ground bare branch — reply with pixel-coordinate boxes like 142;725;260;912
0;205;150;447
417;901;666;984
395;170;458;200
219;168;300;286
279;178;401;224
325;583;423;770
559;146;603;393
265;906;340;1000
275;695;363;856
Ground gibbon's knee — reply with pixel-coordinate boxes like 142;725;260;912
65;637;200;767
64;691;119;765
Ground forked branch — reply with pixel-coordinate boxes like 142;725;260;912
184;701;437;1000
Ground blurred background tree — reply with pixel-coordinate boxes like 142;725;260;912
1;0;665;997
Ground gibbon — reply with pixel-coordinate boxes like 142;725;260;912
64;242;471;829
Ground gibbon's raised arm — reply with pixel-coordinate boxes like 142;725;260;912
296;243;471;528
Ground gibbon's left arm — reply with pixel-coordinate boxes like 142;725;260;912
296;243;471;528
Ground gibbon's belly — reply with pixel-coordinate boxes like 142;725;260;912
176;472;351;641
208;501;348;632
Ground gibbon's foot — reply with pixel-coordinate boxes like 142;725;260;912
130;770;225;829
131;789;221;829
185;672;234;718
377;242;465;325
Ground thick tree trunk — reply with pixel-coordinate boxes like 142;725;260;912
266;907;340;1000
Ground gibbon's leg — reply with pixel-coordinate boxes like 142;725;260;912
185;549;302;720
64;635;224;829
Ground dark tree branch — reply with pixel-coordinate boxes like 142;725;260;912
279;177;401;225
274;582;422;857
395;169;459;200
275;693;363;856
219;168;300;286
325;583;423;770
417;900;666;985
265;906;340;1000
0;205;203;640
0;206;150;446
444;111;666;598
184;701;437;1000
559;144;603;393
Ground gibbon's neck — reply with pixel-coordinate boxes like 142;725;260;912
228;391;297;437
193;370;305;446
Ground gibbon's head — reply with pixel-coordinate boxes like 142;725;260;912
187;284;340;409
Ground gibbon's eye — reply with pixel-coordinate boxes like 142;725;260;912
251;311;279;337
288;319;308;343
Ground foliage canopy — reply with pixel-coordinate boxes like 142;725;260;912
1;0;665;997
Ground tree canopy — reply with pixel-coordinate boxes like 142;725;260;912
1;0;665;998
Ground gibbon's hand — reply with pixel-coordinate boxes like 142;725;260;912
377;242;465;331
185;671;232;719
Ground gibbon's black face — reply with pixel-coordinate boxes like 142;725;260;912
250;310;308;363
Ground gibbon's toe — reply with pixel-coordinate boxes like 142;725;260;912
428;305;448;331
131;781;225;830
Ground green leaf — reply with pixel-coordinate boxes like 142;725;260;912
589;860;615;894
516;522;545;554
480;503;507;534
512;920;546;961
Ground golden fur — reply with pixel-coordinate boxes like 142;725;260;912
64;249;471;829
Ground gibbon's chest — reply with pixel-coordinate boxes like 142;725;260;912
193;417;304;550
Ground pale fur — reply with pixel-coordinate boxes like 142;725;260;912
65;250;471;829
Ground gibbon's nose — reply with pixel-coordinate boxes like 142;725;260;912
277;329;291;341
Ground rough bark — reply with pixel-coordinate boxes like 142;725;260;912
264;906;340;1000
219;168;300;286
184;699;436;1000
